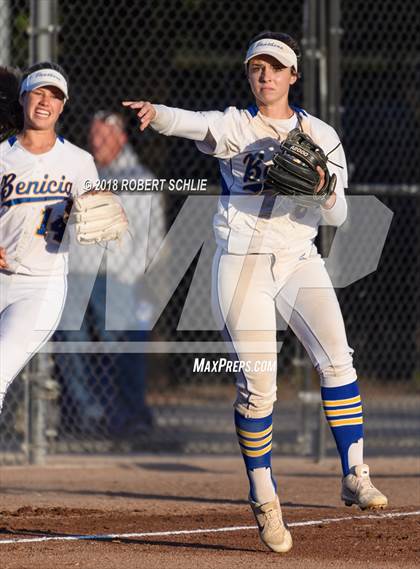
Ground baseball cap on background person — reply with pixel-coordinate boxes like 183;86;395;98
244;38;298;71
19;63;69;100
92;110;125;130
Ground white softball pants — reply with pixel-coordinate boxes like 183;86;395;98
0;271;67;412
212;244;356;418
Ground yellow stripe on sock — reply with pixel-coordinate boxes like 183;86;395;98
322;395;361;408
241;443;272;458
328;417;364;427
324;405;363;417
236;425;272;439
237;434;272;449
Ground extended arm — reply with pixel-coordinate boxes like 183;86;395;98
122;100;216;149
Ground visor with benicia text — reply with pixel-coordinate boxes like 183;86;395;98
20;69;69;100
244;39;298;71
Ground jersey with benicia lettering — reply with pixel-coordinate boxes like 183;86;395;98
0;135;98;275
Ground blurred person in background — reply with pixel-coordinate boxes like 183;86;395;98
55;111;165;440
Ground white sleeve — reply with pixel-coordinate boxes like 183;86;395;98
321;193;347;226
151;105;241;158
151;105;209;141
74;153;100;196
320;130;348;227
195;107;243;158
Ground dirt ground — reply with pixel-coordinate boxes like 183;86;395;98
0;455;419;569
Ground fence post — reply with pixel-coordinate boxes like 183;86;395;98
327;0;342;131
302;0;319;115
28;356;47;464
28;353;59;465
25;0;60;466
0;0;11;64
29;0;59;64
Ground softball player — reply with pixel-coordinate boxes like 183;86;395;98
123;31;387;553
0;62;99;414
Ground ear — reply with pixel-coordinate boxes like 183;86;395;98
119;129;128;146
289;71;298;86
19;93;25;106
57;99;66;116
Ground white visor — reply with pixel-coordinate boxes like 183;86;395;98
244;39;298;71
20;69;69;100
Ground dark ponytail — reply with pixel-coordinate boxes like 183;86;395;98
0;66;23;140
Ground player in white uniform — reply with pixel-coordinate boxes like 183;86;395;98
0;62;99;414
123;31;387;553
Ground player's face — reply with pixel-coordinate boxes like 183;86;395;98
89;120;126;167
22;86;65;131
247;54;297;107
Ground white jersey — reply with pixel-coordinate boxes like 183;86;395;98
195;105;348;254
0;135;99;276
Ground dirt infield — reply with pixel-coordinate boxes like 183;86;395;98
0;455;419;569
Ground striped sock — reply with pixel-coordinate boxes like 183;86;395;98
321;380;364;476
234;410;276;504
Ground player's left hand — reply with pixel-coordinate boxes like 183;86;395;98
0;246;9;269
264;129;337;208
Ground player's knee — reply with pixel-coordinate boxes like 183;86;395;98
234;400;275;419
317;353;356;387
234;385;276;418
318;356;356;387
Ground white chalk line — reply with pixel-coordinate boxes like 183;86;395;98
0;510;419;546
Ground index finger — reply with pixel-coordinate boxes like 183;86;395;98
122;101;144;107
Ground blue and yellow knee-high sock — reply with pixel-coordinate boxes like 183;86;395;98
321;380;364;476
234;410;277;504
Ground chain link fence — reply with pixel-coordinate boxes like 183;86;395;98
0;0;419;464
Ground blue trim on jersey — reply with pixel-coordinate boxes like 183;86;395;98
247;103;306;117
291;104;308;117
8;135;17;147
57;135;65;143
247;104;259;117
2;196;65;207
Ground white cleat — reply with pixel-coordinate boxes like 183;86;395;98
341;464;388;510
249;494;293;553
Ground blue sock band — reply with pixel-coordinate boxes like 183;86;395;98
321;380;364;476
234;410;273;470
